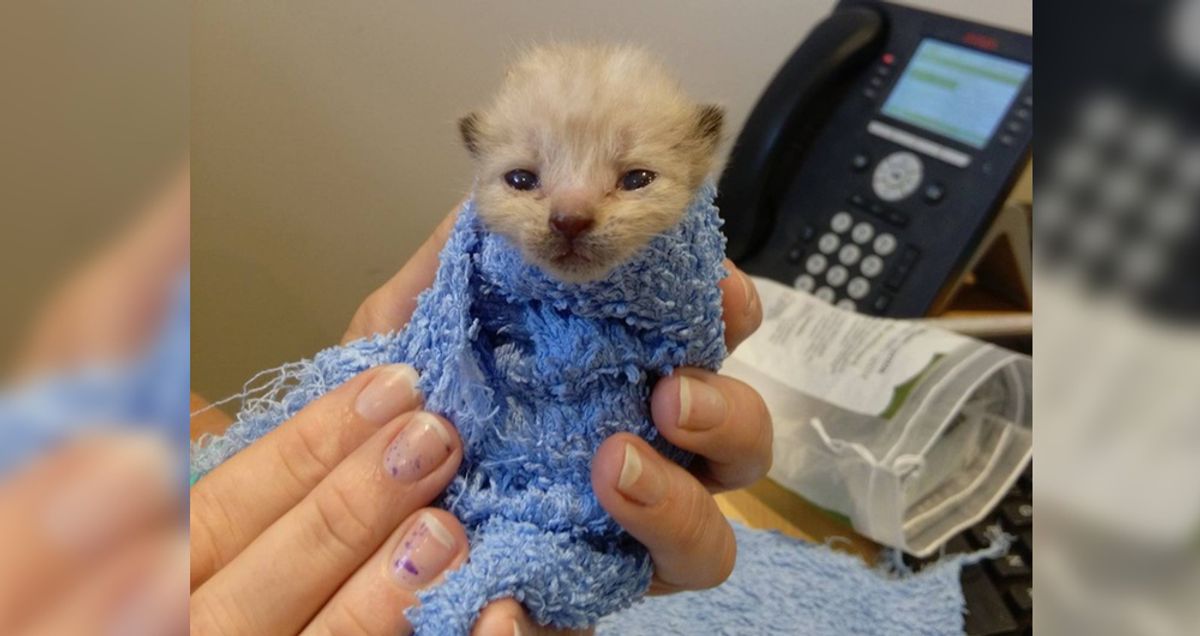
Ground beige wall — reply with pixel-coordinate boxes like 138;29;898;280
0;1;186;366
192;1;1032;400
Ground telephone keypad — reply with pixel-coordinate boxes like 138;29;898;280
792;208;920;312
830;211;854;233
874;233;898;256
818;233;841;254
838;244;862;267
861;255;884;278
805;253;829;276
826;265;849;287
851;222;876;244
847;277;871;300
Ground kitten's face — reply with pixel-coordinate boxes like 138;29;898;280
460;45;723;283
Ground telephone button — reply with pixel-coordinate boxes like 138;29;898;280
884;247;920;290
818;233;841;254
838;244;862;267
826;265;849;287
871;293;892;313
923;182;946;204
851;222;875;244
847;277;871;300
814;286;836;303
873;233;898;256
872;151;923;202
861;255;884;278
787;245;805;263
793;274;816;292
830;211;854;233
805;253;829;276
836;299;857;312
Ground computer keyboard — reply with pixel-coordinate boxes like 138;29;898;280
906;464;1033;635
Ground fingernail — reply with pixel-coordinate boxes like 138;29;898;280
43;434;175;557
355;364;421;424
732;268;757;316
390;513;457;588
677;376;727;431
512;618;525;636
383;413;454;481
617;443;667;505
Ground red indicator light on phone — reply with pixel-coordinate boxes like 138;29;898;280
963;33;999;51
882;53;895;65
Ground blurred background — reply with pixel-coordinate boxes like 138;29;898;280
0;1;188;369
190;0;1031;400
0;3;187;634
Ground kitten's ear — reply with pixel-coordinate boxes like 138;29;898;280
459;113;482;156
694;104;724;150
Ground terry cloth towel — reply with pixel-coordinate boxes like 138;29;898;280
0;276;190;477
190;183;728;634
600;522;1004;635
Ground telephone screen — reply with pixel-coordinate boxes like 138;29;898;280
881;39;1031;148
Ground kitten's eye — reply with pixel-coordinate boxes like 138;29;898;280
619;169;656;191
504;169;539;191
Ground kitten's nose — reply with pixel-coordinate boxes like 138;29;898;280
549;212;595;242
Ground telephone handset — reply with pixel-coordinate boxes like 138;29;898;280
718;0;1032;317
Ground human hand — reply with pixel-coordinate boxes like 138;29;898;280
190;363;481;634
14;167;189;379
0;433;184;635
345;206;771;634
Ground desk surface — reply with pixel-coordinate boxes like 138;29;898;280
191;393;880;564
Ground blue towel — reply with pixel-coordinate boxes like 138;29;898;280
190;183;729;633
600;522;1000;635
0;276;190;478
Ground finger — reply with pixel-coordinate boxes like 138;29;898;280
650;368;773;492
592;434;736;594
17;532;187;636
16;165;189;377
302;508;468;636
189;363;422;588
343;206;460;343
718;260;762;351
191;412;461;635
0;434;176;633
472;598;594;636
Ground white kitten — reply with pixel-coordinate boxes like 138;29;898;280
459;44;724;282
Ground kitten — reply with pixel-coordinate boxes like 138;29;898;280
458;44;724;282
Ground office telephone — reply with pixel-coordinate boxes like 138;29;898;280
718;0;1032;317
